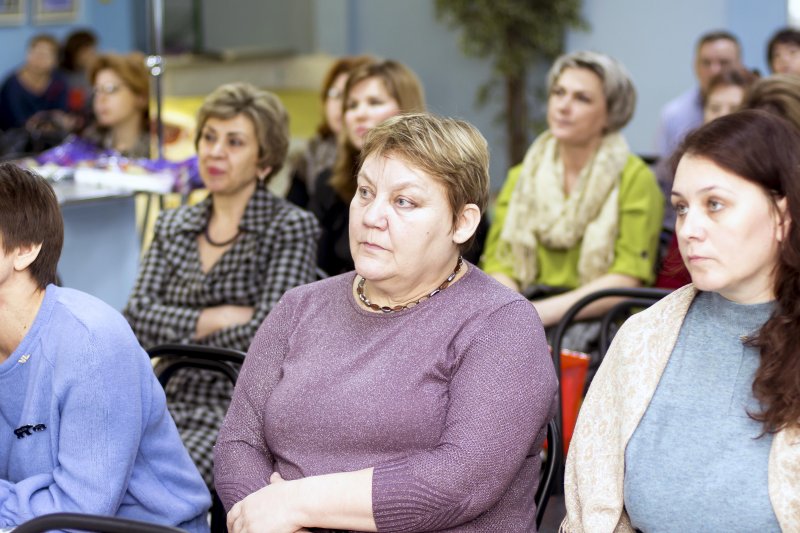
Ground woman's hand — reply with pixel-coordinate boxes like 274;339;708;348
195;305;255;339
227;473;310;533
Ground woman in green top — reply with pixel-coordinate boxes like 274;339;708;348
481;50;663;328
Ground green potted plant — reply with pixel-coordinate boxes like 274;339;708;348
435;0;587;165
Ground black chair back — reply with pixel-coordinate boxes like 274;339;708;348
147;343;246;388
146;343;247;533
13;512;186;533
535;418;562;528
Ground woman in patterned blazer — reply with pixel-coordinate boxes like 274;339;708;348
123;82;319;487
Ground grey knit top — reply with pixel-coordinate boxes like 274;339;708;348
624;290;779;532
214;263;558;532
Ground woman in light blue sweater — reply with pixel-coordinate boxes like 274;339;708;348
0;163;210;531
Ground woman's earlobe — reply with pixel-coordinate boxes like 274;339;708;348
13;242;43;272
776;197;791;242
257;166;273;181
452;204;482;245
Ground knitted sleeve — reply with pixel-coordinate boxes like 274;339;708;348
370;300;558;531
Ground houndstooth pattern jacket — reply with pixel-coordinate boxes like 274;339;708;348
123;184;319;485
124;184;319;352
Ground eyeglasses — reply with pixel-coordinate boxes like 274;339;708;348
92;83;124;96
326;87;344;100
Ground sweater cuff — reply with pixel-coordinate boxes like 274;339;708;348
372;458;465;533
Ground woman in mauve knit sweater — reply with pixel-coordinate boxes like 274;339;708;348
214;113;558;532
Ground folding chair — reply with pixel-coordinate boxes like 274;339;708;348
147;343;247;533
13;512;185;533
535;418;562;529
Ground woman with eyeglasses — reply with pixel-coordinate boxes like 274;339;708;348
32;52;200;191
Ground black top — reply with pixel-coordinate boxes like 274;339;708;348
309;169;354;276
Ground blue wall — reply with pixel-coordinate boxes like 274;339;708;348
566;0;787;156
0;0;137;81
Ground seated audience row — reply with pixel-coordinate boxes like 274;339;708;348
5;33;800;530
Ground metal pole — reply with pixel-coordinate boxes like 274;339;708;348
146;0;165;160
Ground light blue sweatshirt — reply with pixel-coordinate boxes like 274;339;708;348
0;285;210;531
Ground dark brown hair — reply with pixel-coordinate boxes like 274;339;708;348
329;59;426;202
0;164;63;289
672;109;800;433
316;55;374;138
61;29;97;71
703;67;758;105
767;27;800;72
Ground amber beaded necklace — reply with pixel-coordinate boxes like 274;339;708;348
356;256;463;313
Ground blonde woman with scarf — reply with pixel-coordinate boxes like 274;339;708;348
481;51;663;328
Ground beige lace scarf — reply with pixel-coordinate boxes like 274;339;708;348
497;131;631;288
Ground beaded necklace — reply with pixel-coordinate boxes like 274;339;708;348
356;256;463;313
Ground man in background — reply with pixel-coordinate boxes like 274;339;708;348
655;30;742;158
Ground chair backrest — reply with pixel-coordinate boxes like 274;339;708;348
146;343;247;533
551;287;672;382
13;513;186;533
549;287;671;468
147;343;246;388
535;418;562;529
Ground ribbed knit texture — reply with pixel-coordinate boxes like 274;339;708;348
624;291;779;531
0;285;210;531
214;264;558;532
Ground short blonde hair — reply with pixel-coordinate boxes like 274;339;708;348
195;82;290;180
360;113;489;252
547;50;636;133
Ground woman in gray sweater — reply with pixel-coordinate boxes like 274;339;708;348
214;113;558;532
563;110;800;531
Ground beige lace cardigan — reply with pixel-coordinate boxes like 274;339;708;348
561;284;800;532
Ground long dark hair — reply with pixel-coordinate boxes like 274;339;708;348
672;109;800;432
